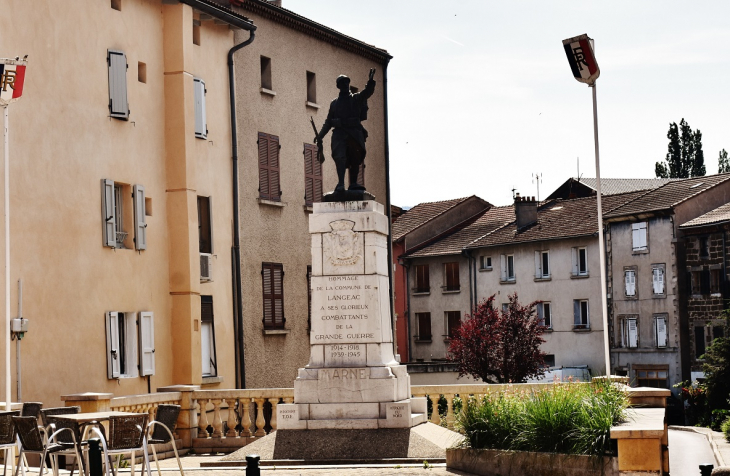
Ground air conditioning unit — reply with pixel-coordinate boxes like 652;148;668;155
200;253;213;282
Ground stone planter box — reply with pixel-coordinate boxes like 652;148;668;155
446;447;619;476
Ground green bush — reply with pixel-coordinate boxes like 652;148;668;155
458;380;628;456
722;417;730;443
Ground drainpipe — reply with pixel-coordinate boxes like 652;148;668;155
472;251;478;310
383;59;396;356
228;26;256;389
462;249;473;312
403;258;412;363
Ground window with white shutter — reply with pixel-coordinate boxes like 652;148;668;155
133;184;147;251
500;255;507;281
537;302;552;328
573;300;589;329
655;315;667;348
102;179;116;248
626;317;638;348
105;311;120;378
625;269;636;297
107;50;129;119
105;311;138;379
652;264;665;296
194;77;207;139
262;263;285;329
138;311;155;376
571;247;588;276
535;251;549;279
201;296;217;376
632;222;648;252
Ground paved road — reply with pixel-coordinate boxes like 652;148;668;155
669;429;716;475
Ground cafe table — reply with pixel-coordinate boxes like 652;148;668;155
53;411;150;476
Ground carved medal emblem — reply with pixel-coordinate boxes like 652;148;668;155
324;220;361;266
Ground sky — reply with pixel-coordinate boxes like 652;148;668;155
286;0;730;207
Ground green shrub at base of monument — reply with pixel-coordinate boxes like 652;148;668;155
457;380;628;456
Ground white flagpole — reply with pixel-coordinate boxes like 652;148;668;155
3;105;10;410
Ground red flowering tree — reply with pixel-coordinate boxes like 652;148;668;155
447;293;547;383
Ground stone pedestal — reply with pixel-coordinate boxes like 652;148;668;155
278;201;426;429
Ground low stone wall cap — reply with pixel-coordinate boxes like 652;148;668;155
60;392;114;401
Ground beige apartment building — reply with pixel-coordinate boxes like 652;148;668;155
227;0;391;388
0;0;389;405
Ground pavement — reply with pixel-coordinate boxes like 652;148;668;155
670;425;730;468
669;428;717;475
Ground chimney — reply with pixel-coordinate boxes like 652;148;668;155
514;194;538;229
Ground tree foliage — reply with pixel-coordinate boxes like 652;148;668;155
447;293;546;384
703;314;730;415
655;118;705;178
719;149;730;174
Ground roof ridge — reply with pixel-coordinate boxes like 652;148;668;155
466;217;515;248
670;174;730;208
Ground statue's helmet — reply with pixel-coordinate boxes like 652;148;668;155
336;75;350;89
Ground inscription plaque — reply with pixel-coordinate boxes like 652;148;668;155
310;274;382;344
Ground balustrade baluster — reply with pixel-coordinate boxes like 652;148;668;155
226;399;238;437
445;394;455;429
211;399;223;438
254;398;266;437
429;395;441;426
240;399;252;438
282;397;293;404
268;398;279;433
198;399;210;438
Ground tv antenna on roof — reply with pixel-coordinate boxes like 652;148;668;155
511;187;517;199
532;173;543;202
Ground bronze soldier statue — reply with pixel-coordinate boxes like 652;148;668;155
315;68;376;195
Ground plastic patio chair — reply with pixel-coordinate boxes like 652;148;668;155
0;411;19;476
91;414;151;476
146;405;184;476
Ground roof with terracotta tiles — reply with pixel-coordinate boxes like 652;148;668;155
406;205;515;257
391;196;474;242
679;202;730;228
465;192;645;249
604;174;730;219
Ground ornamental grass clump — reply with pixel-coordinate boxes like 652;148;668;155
458;380;628;456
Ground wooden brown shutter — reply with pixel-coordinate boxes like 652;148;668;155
445;262;459;290
262;263;285;328
446;311;461;338
415;264;429;292
303;144;323;206
258;132;281;201
417;312;431;340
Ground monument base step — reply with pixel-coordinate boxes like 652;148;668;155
204;422;462;466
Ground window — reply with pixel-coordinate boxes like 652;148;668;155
502;303;509;313
201;296;217;377
262;263;284;329
624;268;636;297
192;20;201;45
258;132;281;201
632;222;648;252
695;326;706;359
501;254;515;282
443;262;460;291
544;354;556;368
534;251;549;278
105;311;154;379
700;269;711;295
137;62;146;83
571;247;588;276
635;366;668;388
303;143;323;206
620;316;638;348
111;0;122;11
260;56;272;91
107;49;129;119
415;312;431;341
101;180;146;250
537;302;552;328
654;314;667;348
480;256;492;270
651;264;665;296
699;236;709;258
445;311;461;339
197;196;213;254
306;71;316;104
711;269;722;294
414;264;430;293
194;77;207;139
573;299;589;329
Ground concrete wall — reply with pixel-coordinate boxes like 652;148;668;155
231;11;388;388
473;237;607;375
0;0;237;404
608;217;680;389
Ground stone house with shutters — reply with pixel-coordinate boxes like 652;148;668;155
677;203;730;381
226;0;392;389
604;174;730;392
0;0;390;406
